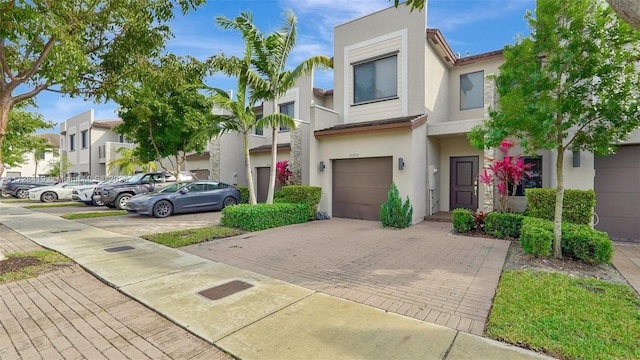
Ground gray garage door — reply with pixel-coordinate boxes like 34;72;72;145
332;157;393;221
594;145;640;242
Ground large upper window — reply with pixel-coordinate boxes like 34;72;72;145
69;134;75;151
81;130;88;149
509;156;543;196
279;103;294;132
460;71;484;110
255;114;264;136
353;54;397;104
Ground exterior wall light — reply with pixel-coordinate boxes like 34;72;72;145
398;157;405;170
319;161;326;172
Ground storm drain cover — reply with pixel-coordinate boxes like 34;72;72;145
51;228;83;233
104;245;135;252
198;281;253;300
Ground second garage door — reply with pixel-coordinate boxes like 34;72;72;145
594;145;640;242
332;157;393;220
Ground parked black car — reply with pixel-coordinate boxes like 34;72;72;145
98;172;197;210
1;178;58;199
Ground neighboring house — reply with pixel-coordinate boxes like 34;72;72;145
3;133;60;178
60;109;127;178
210;5;639;242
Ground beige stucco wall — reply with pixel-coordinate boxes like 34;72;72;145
334;5;426;123
424;42;450;124
313;129;425;223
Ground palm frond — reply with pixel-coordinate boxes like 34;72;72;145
257;113;297;130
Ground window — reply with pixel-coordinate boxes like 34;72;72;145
81;130;88;149
510;157;543;196
460;71;484;110
255;114;263;136
69;134;75;151
36;150;45;160
353;54;397;104
279;103;294;131
119;134;125;143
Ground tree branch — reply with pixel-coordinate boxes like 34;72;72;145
17;37;56;81
9;83;50;105
0;38;18;85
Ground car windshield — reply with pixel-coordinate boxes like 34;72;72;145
126;173;146;183
158;183;187;193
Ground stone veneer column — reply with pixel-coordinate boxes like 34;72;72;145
290;125;303;185
482;74;497;212
209;138;221;181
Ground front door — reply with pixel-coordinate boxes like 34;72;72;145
450;156;479;211
256;167;270;203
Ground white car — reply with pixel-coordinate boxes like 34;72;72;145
27;180;100;203
72;177;129;206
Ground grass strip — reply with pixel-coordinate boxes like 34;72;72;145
24;202;85;209
142;226;243;248
486;270;640;360
0;250;70;284
61;210;127;219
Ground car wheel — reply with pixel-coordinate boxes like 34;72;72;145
91;198;105;206
152;200;173;218
15;188;28;199
105;203;116;208
115;194;132;210
41;192;58;203
222;196;238;209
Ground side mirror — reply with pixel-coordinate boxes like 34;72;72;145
179;188;189;194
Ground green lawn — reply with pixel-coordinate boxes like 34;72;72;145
142;226;243;248
61;210;128;219
486;270;640;360
24;202;85;209
0;250;70;284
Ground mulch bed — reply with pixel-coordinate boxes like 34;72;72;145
0;257;42;275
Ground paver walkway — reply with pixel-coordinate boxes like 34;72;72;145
184;218;510;335
0;225;228;360
613;242;640;295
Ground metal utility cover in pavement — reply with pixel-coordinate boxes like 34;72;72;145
199;281;253;300
104;245;136;252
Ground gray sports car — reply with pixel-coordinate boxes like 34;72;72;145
125;180;240;218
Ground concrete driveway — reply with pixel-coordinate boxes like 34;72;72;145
183;218;510;335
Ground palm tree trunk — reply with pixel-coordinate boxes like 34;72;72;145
244;134;257;204
266;126;278;204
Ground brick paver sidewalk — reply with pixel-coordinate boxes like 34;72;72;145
0;225;228;360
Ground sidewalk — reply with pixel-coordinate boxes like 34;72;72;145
0;203;552;359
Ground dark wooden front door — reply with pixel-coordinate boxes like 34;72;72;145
450;156;479;211
256;167;270;203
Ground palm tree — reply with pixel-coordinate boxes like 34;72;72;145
107;146;157;176
248;10;332;204
196;12;265;204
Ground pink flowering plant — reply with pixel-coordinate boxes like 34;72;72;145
479;139;535;212
276;160;293;186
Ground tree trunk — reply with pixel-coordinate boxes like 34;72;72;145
266;126;278;204
244;134;257;205
553;146;565;259
0;96;11;178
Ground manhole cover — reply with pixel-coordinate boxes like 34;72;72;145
104;245;135;252
199;280;253;300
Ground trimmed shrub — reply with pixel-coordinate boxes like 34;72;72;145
452;208;475;233
237;186;249;204
562;223;613;264
380;182;413;228
484;212;525;239
274;185;322;220
519;217;553;257
220;203;309;231
525;188;596;225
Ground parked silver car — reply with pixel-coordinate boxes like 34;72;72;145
126;180;240;218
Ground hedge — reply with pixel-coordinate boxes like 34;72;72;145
220;203;309;231
525;188;596;225
484;212;525;239
519;216;613;264
274;185;322;220
452;208;475;233
237;186;249;204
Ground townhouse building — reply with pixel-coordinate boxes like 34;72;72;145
212;5;639;242
2;133;60;178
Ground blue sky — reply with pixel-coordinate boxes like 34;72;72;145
31;0;535;132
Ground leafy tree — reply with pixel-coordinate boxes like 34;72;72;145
2;107;53;170
392;0;425;11
115;55;214;179
469;0;640;258
247;10;332;204
107;146;157;176
0;0;205;178
48;155;72;179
